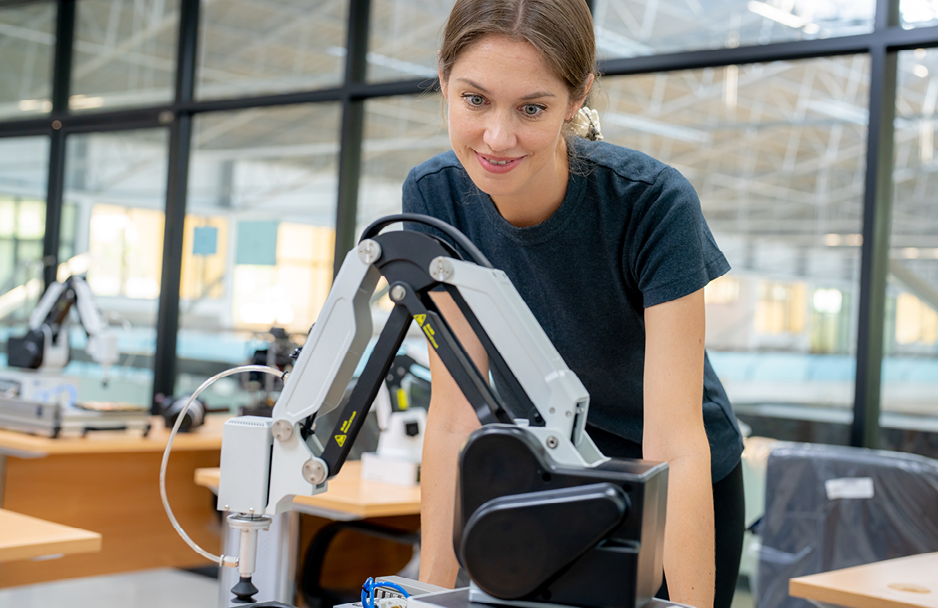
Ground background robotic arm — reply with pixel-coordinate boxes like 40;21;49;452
8;275;119;385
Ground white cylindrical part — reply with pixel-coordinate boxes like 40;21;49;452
226;514;271;578
238;527;258;577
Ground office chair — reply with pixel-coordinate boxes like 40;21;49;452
755;442;938;608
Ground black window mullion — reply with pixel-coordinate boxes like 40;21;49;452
152;0;200;410
41;0;75;289
333;0;371;278
852;0;901;448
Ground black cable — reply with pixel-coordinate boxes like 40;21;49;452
360;213;493;269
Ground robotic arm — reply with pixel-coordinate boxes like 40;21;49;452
8;275;119;385
215;215;668;608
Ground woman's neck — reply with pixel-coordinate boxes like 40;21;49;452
491;138;570;227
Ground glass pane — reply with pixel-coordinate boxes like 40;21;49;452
900;0;938;28
176;103;341;408
353;95;449;398
593;0;874;59
358;95;449;232
71;0;179;112
61;129;169;406
0;2;55;119
0;137;49;354
367;0;453;82
884;49;938;434
601;55;869;438
197;0;348;100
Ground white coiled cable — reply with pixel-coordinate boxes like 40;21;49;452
159;364;285;567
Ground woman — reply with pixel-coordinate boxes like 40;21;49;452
401;2;745;607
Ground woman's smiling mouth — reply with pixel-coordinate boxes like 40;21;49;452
474;151;524;173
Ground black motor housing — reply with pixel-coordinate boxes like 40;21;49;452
454;425;668;608
8;329;45;369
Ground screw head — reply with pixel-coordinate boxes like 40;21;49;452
546;436;559;449
271;419;293;442
429;257;454;281
389;285;406;302
358;239;382;264
303;459;328;485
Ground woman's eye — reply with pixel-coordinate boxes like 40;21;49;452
465;94;485;106
522;104;543;117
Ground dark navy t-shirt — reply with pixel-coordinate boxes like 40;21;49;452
401;138;743;482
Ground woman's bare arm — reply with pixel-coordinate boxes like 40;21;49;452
418;291;486;587
643;288;714;608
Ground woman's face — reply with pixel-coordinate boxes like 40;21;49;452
440;35;582;217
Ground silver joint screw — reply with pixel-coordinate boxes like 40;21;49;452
271;419;294;442
429;257;454;281
358;239;382;264
303;459;328;485
546;436;559;449
566;411;573;417
389;285;406;302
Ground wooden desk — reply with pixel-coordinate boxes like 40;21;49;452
194;461;421;519
0;509;101;563
0;415;225;588
789;552;938;608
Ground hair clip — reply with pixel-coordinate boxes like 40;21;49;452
570;107;603;141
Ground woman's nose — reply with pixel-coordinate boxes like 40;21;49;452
482;111;517;152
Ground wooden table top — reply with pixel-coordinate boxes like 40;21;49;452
195;460;421;519
789;552;938;608
0;414;226;456
0;509;102;563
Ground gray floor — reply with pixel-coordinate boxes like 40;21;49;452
0;568;218;608
0;568;755;608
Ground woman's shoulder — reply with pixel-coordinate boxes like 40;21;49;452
573;138;683;188
408;150;463;183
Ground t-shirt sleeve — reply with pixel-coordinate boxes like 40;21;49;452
402;167;433;231
628;166;730;308
401;167;467;258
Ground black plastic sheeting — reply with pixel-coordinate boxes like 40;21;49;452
755;442;938;608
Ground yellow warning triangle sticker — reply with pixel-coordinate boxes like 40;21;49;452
414;314;426;326
334;434;346;447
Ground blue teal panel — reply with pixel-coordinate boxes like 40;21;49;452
193;226;218;255
236;221;278;266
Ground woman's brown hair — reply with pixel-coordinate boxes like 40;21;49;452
439;0;596;105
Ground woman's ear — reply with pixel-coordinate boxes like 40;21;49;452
439;69;448;100
438;52;448;100
569;73;596;117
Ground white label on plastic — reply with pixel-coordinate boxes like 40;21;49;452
825;477;874;500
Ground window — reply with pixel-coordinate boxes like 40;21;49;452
197;0;349;99
0;1;55;119
885;48;938;418
367;0;453;82
71;0;180;111
61;129;170;406
0;137;49;329
603;56;869;415
593;0;874;59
